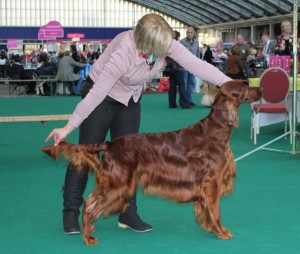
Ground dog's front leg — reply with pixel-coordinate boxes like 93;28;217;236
204;194;233;239
194;183;233;239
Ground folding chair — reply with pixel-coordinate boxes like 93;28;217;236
251;67;292;145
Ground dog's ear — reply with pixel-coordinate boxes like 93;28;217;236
220;81;243;99
232;79;248;85
226;100;239;127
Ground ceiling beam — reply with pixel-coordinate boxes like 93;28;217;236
208;0;252;19
226;0;264;17
247;0;277;15
267;0;292;13
127;0;201;26
198;13;297;29
170;0;223;24
183;0;232;22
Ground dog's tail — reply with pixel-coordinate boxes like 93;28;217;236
41;141;107;173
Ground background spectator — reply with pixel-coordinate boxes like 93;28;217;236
225;48;245;80
56;51;86;95
203;45;214;64
275;20;293;57
261;32;276;65
180;26;201;107
231;34;250;78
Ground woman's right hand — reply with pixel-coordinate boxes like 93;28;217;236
45;123;75;145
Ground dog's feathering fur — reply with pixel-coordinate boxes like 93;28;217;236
42;81;262;246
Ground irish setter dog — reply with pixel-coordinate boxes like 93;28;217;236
42;81;262;245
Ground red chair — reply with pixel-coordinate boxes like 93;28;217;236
251;67;292;145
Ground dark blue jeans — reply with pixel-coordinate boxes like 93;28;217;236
183;70;196;103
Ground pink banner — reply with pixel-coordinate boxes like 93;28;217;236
7;39;17;48
45;30;63;37
276;56;283;68
269;55;291;75
38;21;64;40
67;33;85;39
269;56;277;68
7;39;23;49
282;56;291;75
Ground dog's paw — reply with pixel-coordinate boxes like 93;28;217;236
84;236;99;245
217;230;234;240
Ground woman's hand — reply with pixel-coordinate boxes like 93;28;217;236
45;123;75;145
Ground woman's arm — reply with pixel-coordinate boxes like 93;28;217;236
68;48;131;128
45;122;75;145
170;40;231;86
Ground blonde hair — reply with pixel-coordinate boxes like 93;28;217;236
281;20;291;30
134;14;173;58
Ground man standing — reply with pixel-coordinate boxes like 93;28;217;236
180;27;200;106
261;32;276;66
232;34;250;79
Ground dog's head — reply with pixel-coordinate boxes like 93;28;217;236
213;80;262;127
219;80;262;104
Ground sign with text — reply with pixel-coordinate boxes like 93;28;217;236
269;56;291;75
7;39;23;49
67;33;85;39
38;21;64;40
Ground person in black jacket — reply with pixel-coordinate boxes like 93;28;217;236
34;53;57;95
203;45;214;64
70;44;80;72
164;31;191;109
70;44;85;95
7;55;33;94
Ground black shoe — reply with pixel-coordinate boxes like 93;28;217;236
118;214;153;232
189;102;196;106
63;212;81;234
182;105;193;109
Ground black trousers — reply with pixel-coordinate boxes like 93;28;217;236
79;78;141;144
166;70;189;108
63;77;141;214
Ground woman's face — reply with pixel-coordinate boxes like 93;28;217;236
282;23;291;33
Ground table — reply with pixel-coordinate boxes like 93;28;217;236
0;77;57;96
249;77;300;91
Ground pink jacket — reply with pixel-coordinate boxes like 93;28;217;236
69;30;231;127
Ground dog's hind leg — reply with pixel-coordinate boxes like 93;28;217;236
82;188;130;246
82;192;106;245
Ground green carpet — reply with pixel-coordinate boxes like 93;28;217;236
0;94;299;254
